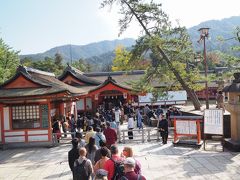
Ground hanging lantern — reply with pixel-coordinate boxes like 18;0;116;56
123;93;127;99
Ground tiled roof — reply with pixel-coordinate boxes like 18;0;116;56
89;76;132;93
59;65;102;86
85;71;144;87
0;66;87;99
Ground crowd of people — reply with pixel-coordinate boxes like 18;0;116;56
52;103;183;146
64;103;184;179
68;136;147;180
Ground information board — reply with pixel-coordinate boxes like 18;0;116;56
204;109;223;135
176;120;197;135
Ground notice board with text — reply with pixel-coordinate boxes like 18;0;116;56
204;109;223;135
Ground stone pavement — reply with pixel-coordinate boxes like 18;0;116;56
0;141;240;180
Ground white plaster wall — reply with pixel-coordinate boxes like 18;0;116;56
5;131;24;136
28;135;48;142
3;107;10;130
5;136;25;143
28;130;48;135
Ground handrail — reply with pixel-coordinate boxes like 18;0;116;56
170;115;203;119
119;128;161;143
52;128;170;145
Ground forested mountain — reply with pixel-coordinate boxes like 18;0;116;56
189;16;240;53
20;38;135;63
20;16;240;70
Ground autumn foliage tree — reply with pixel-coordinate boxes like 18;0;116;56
112;45;151;71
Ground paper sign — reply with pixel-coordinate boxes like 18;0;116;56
204;109;223;135
176;120;197;135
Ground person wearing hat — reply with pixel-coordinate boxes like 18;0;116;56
95;169;108;180
122;157;146;180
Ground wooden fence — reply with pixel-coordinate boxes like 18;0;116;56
52;127;173;145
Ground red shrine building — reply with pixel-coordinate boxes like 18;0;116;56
0;66;87;147
58;65;139;114
0;64;221;147
0;65;139;147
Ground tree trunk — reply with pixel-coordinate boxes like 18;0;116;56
123;0;201;110
155;46;201;110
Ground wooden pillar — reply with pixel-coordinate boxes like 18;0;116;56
174;118;177;143
84;97;87;112
59;102;64;117
0;104;4;143
47;100;52;142
197;120;201;144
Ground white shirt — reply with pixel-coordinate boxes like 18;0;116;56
115;110;121;123
128;117;134;129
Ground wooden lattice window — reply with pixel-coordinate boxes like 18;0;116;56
12;105;40;129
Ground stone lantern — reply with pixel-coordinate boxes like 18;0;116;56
223;72;240;151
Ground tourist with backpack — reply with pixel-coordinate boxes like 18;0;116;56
122;157;146;180
94;127;106;148
73;147;93;180
104;144;125;180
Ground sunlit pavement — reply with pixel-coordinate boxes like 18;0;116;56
0;140;240;180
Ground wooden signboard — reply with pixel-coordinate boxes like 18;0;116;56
172;116;202;145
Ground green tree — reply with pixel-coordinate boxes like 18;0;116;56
85;62;92;72
0;39;20;83
101;0;202;109
54;53;64;75
72;58;88;72
215;27;240;80
32;57;57;73
112;45;151;71
20;57;33;67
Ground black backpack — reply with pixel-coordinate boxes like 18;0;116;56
73;160;89;180
111;158;125;180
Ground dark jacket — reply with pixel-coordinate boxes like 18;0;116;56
68;147;79;171
158;119;168;132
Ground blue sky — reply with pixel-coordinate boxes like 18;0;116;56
0;0;239;54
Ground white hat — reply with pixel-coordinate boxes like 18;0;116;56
123;157;136;166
